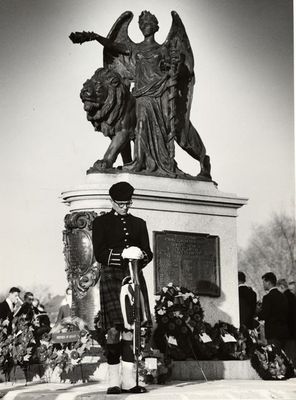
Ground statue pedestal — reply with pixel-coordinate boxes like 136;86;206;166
61;173;247;327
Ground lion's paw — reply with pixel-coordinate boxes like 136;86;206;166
87;159;115;173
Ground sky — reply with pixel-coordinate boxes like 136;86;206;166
0;0;294;296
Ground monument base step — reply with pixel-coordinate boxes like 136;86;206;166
171;360;260;380
1;379;296;400
1;360;260;385
0;363;107;384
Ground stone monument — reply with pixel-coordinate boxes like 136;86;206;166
63;10;247;331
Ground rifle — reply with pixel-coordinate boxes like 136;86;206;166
121;247;150;387
128;259;141;387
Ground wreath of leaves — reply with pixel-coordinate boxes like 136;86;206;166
154;283;204;360
0;316;38;378
0;315;104;381
251;344;294;380
153;283;262;363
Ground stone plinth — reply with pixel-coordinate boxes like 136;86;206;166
61;173;247;327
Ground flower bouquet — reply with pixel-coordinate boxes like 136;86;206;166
138;348;172;384
40;316;94;379
0;315;37;380
192;322;218;360
211;321;239;360
154;283;204;360
251;344;295;380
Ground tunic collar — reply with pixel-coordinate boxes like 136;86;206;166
267;286;278;294
110;209;130;218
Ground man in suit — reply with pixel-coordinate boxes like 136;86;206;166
277;278;296;365
15;291;35;322
0;287;21;331
92;181;153;395
258;272;289;350
56;287;72;323
238;271;257;329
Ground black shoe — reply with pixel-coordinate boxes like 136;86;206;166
106;386;121;394
122;385;147;393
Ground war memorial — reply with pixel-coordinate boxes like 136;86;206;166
62;9;249;381
1;7;295;400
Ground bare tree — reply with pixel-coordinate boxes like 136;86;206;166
238;212;296;299
29;284;52;305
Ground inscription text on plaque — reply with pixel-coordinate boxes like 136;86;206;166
154;231;220;296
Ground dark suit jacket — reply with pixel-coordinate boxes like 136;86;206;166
0;300;13;322
239;285;257;329
92;210;153;268
284;289;296;339
15;303;34;321
258;287;290;340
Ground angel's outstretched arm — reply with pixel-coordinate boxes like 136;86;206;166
69;31;130;55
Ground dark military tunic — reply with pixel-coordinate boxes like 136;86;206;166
92;210;153;330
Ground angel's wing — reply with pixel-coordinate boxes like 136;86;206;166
163;11;195;134
103;11;136;85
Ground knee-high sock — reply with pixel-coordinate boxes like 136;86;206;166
121;360;136;390
108;363;121;388
121;339;134;363
106;343;121;365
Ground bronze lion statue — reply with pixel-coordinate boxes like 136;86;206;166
80;68;136;173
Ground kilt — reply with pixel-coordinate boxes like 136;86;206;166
99;264;151;331
100;265;128;330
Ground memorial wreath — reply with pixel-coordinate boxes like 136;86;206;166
251;344;294;380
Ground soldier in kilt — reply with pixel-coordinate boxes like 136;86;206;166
92;181;153;394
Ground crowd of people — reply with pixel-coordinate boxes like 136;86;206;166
0;288;51;337
0;261;295;390
238;271;296;366
0;287;72;336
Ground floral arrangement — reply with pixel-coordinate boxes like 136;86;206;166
138;348;172;384
191;321;219;360
153;283;259;362
37;317;94;376
0;315;37;378
251;344;295;380
0;315;103;382
154;283;204;359
211;321;239;360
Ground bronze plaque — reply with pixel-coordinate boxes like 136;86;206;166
154;231;220;296
65;230;93;274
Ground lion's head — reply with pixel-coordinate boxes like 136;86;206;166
80;68;134;137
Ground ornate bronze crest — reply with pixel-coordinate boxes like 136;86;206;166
63;211;100;298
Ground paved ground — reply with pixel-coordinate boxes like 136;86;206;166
0;378;296;400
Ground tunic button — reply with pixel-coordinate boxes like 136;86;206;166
124;239;128;242
123;228;127;231
125;245;129;248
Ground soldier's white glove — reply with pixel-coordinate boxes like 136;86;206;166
122;246;144;260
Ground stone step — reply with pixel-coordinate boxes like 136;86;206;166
0;363;107;385
171;360;261;380
0;360;260;386
1;379;296;400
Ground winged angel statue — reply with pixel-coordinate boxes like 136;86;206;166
70;11;212;180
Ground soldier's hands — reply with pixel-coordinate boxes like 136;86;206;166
122;246;144;260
